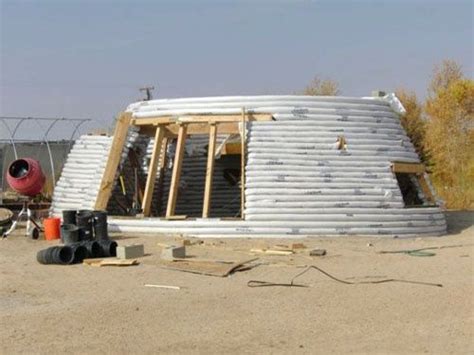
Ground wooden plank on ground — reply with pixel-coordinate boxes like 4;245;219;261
202;123;217;218
94;112;132;210
83;258;139;267
142;126;165;216
166;124;188;217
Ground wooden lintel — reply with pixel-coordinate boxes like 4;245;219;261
131;113;273;126
391;162;425;174
166;122;239;135
166;124;188;217
94;112;131;210
202;123;217;218
142;126;165;216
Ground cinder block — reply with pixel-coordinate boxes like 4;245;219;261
116;244;144;259
161;245;186;260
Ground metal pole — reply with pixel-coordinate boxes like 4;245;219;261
0;118;18;159
42;118;62;187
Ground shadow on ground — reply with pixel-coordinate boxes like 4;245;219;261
445;210;474;235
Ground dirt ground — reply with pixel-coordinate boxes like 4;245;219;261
0;211;473;354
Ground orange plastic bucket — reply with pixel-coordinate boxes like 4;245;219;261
43;217;61;240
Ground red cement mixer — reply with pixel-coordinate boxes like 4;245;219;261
2;158;46;238
6;158;46;196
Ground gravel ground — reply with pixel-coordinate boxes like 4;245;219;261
0;211;472;354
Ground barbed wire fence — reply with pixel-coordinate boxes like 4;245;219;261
0;116;95;202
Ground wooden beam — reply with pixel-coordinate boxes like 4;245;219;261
241;108;246;219
94;112;131;210
391;162;425;174
165;122;240;135
142;126;165;216
202;123;217;218
166;124;188;218
131;113;273;126
417;174;435;204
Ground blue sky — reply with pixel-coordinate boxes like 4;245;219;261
1;0;472;135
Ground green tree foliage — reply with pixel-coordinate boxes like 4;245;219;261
302;76;340;96
395;89;426;161
424;63;474;209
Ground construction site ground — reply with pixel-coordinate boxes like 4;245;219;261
1;211;472;354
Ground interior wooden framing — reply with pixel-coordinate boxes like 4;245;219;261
94;111;274;219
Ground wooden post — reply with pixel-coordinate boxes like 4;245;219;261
142;126;165;216
166;124;187;218
202;123;217;218
156;138;168;215
417;174;435;204
240;108;246;219
94;112;131;210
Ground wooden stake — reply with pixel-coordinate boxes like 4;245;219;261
202;123;217;218
241;108;246;219
142;126;165;216
94;112;131;210
166;124;187;218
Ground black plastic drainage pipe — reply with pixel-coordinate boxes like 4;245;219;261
62;210;77;225
37;246;74;265
92;210;108;240
97;240;118;257
69;244;88;263
71;241;101;258
61;224;79;244
76;210;93;241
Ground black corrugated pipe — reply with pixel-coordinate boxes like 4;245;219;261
69;244;88;263
61;224;79;244
62;210;77;225
92;210;108;240
71;241;102;258
76;210;93;241
37;246;74;265
97;240;117;257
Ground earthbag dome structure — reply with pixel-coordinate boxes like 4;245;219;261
51;95;446;237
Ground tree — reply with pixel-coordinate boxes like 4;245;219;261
395;89;426;161
302;76;340;96
424;73;474;209
428;60;463;96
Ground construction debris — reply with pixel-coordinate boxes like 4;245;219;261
144;284;180;290
83;258;139;267
116;244;144;259
309;249;327;257
159;257;259;277
250;248;294;256
291;243;307;250
161;245;186;260
247;265;443;288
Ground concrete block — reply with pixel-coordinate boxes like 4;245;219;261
116;244;144;259
161;245;186;261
